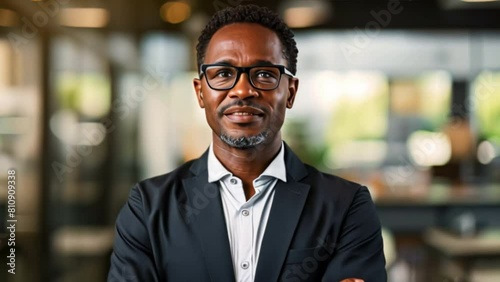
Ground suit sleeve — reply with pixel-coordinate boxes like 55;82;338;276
108;185;160;282
322;186;387;282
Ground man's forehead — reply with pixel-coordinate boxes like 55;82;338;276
204;23;285;64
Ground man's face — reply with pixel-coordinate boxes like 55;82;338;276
193;23;298;149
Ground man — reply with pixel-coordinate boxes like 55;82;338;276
108;5;386;282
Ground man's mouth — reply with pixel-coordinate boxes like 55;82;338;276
223;105;265;116
229;112;261;116
223;106;264;123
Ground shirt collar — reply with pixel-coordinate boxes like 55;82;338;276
207;142;287;183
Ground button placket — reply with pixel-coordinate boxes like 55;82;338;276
238;204;253;278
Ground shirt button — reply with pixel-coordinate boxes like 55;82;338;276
241;261;249;269
230;178;237;185
242;210;250;216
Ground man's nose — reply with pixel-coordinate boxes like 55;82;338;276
228;73;258;99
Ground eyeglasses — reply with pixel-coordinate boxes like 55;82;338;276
200;63;294;91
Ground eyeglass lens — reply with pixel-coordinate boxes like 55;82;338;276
205;66;282;90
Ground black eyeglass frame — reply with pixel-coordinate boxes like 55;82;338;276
199;63;295;91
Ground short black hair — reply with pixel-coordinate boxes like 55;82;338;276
196;4;298;75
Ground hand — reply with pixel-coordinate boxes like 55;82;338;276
340;279;364;282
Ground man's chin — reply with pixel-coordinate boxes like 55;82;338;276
220;132;268;149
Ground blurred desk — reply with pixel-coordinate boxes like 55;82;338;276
423;227;500;281
424;227;500;258
52;226;114;282
374;184;500;233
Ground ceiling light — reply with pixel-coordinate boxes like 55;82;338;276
280;0;332;28
0;9;20;27
160;1;191;24
59;8;109;28
441;0;500;9
461;0;499;2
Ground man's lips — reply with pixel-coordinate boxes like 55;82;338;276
223;106;264;116
223;106;264;123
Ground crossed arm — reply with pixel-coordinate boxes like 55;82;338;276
322;186;387;282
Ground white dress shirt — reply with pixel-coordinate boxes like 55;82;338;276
207;142;287;282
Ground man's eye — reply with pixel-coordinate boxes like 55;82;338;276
216;70;233;77
256;71;274;78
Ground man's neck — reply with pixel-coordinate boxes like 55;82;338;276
212;133;283;184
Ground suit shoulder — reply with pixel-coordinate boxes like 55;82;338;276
302;164;375;217
303;163;365;194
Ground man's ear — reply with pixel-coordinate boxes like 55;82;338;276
193;78;205;108
286;77;299;109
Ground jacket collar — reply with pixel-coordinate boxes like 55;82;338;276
207;141;287;183
189;142;309;182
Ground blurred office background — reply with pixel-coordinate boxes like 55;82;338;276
0;0;500;281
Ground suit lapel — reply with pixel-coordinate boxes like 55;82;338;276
183;153;235;282
255;144;311;282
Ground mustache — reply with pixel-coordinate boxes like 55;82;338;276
218;100;266;115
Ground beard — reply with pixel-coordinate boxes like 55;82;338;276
220;130;269;149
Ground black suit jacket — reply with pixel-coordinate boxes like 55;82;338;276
108;144;386;282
